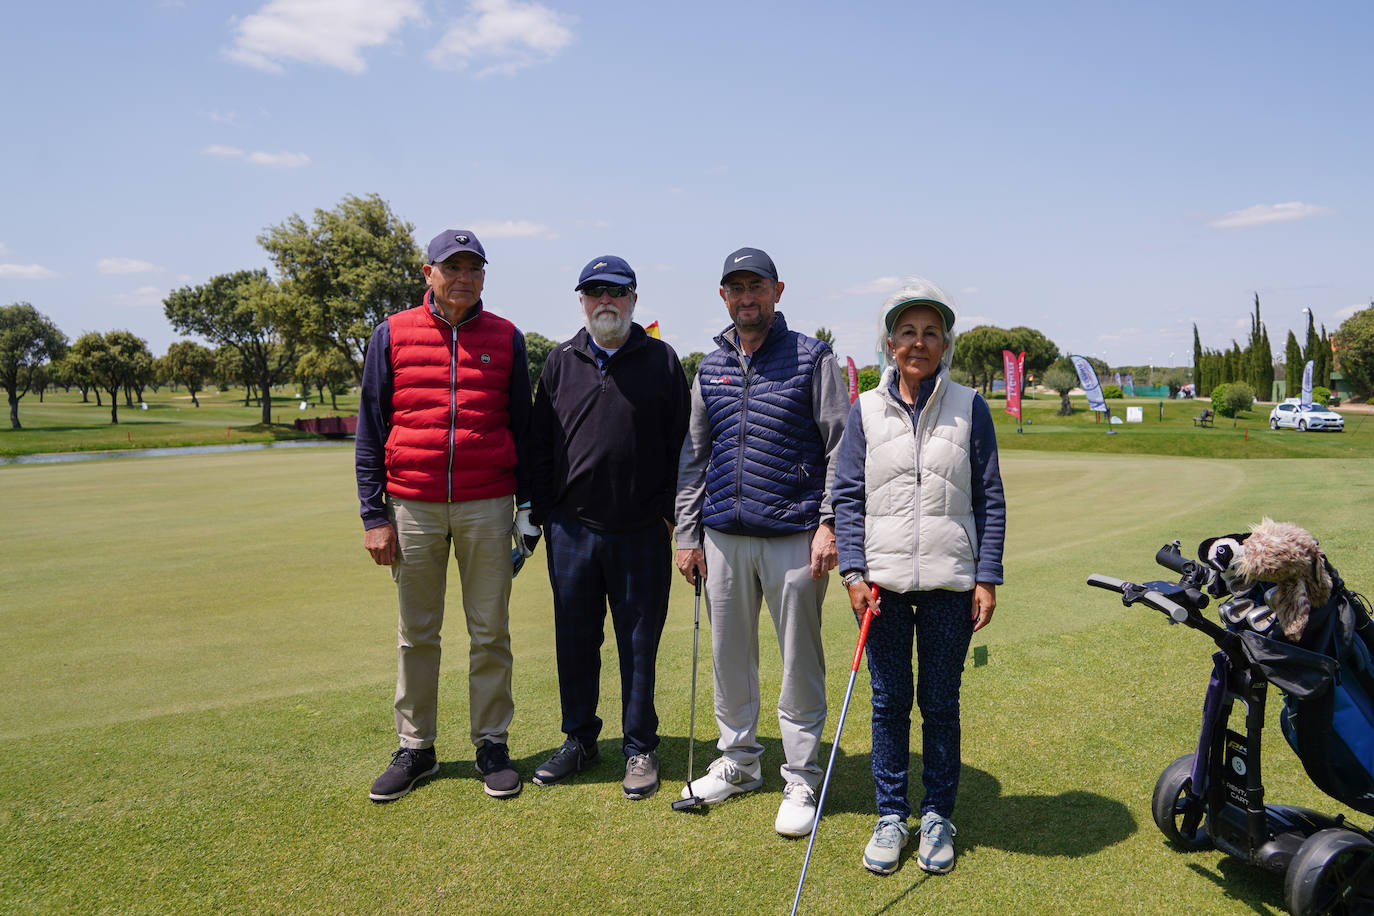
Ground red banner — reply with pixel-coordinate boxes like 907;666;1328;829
845;356;858;403
1002;350;1024;420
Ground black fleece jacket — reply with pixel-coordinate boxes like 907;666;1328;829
528;324;690;532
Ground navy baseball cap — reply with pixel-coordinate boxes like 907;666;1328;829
427;229;486;264
721;247;778;283
575;255;636;291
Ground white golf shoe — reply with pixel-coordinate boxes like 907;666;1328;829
774;782;817;836
917;811;957;874
862;815;909;874
679;756;762;804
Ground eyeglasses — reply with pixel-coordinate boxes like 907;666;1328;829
581;285;632;299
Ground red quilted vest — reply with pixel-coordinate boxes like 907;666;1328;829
385;295;517;503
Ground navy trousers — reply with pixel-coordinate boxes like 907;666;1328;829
545;508;671;757
863;587;974;820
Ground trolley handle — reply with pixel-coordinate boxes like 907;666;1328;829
1087;574;1191;623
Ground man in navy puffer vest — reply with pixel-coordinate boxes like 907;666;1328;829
674;247;849;837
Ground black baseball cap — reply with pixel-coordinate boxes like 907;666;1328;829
720;247;778;283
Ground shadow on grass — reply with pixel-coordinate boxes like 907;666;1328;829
1186;859;1285;916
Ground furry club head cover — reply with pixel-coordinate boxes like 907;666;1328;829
1235;517;1332;640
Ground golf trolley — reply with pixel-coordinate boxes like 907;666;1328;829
1088;541;1374;915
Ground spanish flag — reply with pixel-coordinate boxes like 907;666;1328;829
645;320;661;339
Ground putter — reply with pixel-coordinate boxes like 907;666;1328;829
791;585;879;916
671;571;706;812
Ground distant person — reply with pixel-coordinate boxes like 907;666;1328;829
527;256;690;800
831;279;1005;875
355;229;534;803
674;247;849;836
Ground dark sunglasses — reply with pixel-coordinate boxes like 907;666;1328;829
582;285;632;299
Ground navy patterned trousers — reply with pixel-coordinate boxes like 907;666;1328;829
545;509;671;757
863;587;974;820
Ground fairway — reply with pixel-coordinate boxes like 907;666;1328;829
3;448;1373;914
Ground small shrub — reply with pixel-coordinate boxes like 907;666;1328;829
857;367;880;393
1313;385;1332;406
1102;384;1123;399
1213;381;1255;418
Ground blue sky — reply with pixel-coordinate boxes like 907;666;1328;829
2;0;1369;370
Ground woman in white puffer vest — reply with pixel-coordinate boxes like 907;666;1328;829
831;279;1006;878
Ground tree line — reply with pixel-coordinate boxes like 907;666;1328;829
6;192;1373;430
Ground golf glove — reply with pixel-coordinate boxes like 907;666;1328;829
511;508;541;577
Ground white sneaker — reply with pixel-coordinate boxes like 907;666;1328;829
774;782;817;836
679;756;762;804
862;815;909;874
917;811;957;874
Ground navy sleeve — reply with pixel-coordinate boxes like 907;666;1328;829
527;345;557;527
832;397;869;576
509;328;533;506
970;394;1006;585
355;322;392;530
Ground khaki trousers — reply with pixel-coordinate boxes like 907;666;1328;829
390;495;514;749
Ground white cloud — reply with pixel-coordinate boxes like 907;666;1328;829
247;150;310;168
429;0;574;76
0;264;58;280
836;276;902;297
227;0;423;73
97;257;161;275
0;242;9;256
470;219;557;239
207;110;238;123
201;145;310;168
114;286;166;308
1210;201;1332;230
960;286;979;295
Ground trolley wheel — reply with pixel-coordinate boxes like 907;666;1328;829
1151;754;1211;850
1284;828;1374;916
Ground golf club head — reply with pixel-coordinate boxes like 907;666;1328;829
671;794;707;813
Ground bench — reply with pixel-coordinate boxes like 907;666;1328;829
1193;409;1214;428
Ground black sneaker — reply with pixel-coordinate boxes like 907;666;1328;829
623;751;659;800
475;741;522;798
533;738;601;786
369;746;439;803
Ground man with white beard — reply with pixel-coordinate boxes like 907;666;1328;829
527;255;691;799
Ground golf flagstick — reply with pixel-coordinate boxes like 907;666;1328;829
671;571;705;811
791;585;879;916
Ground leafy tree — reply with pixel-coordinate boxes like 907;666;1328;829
259;193;425;374
1284;330;1303;396
1101;384;1123;399
1042;366;1078;416
1334;304;1374;397
525;331;557;389
1212;381;1255;419
69;330;151;424
110;330;155;407
162;341;217;407
681;351;706;383
0;302;68;428
814;327;835;350
1162;367;1189;398
295;347;353;410
950;325;1006;393
1005;326;1059;382
30;362;51;403
164;270;298;426
857;366;880;393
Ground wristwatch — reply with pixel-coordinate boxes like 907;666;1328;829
841;570;865;588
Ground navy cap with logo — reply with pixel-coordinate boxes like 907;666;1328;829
720;247;778;283
427;229;487;265
575;255;636;291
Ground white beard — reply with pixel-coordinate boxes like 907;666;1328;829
585;308;633;348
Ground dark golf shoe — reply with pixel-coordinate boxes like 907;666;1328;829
623;752;659;800
533;738;600;786
475;741;522;798
369;746;439;802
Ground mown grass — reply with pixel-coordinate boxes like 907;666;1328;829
3;447;1373;914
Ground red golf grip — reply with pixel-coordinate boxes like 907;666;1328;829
850;585;879;672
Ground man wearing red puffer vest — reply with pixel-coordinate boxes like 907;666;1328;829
356;229;533;803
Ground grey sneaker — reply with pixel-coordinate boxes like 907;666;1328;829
678;756;762;804
862;815;910;874
369;746;439;803
917;811;957;874
623;752;659;800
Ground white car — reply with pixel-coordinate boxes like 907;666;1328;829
1269;400;1344;432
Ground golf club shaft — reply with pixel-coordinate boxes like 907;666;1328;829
791;588;877;916
686;572;700;793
